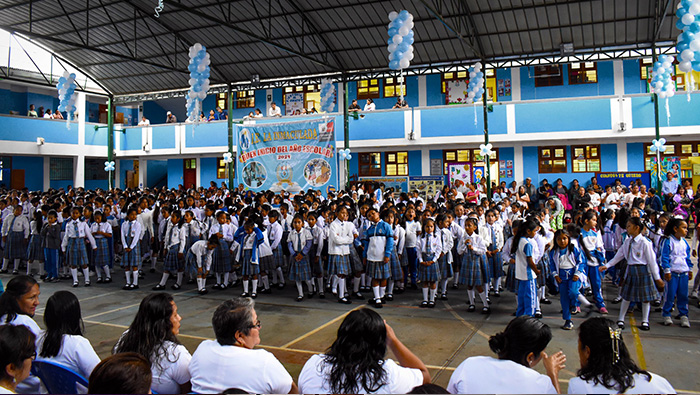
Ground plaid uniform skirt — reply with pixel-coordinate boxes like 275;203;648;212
400;247;409;267
488;250;503;279
26;234;43;262
460;252;489;287
241;249;261;276
328;254;352;276
163;244;183;272
350;245;364;273
451;246;461;272
505;262;519;293
121;240;141;268
258;254;274;273
536;254;550;287
66;238;89;267
211;240;232;273
92;238;112;268
309;245;323;276
418;256;441;283
621;264;660;302
389;249;403;280
289;254;312;282
5;231;26;260
140;229;151;254
367;259;391;280
439;254;454;279
272;245;286;269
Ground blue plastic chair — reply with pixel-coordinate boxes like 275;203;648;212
31;360;89;394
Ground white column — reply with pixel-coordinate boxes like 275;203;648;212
510;67;521;101
43;156;50;191
336;83;344;112
404;110;413;140
617;141;628;172
418;75;427;107
513;145;524;183
613;60;625;97
412;109;422;140
421;148;430;176
506;104;516;135
74;155;85;188
195;157;202;188
138;158;147;189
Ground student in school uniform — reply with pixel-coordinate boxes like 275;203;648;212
26;211;44;277
41;210;61;283
418;218;442;308
403;207;421;289
61;207;97;287
580;210;609;315
209;211;234;289
387;210;405;301
458;217;490;313
256;220;275;295
154;211;187;291
327;206;355;304
512;219;541;317
549;229;586;330
90;211;113;284
234;218;265;298
288;215;315;301
187;236;219;294
1;205;29;274
307;212;325;298
121;206;143;290
484;210;505;297
266;211;285;290
659;218;693;328
361;208;394;308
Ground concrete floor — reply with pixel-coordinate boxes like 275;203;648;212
3;271;700;393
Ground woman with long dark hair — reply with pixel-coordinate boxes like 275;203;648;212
0;325;36;394
113;293;191;394
568;317;674;393
36;291;100;378
298;308;429;394
0;275;41;336
447;316;565;394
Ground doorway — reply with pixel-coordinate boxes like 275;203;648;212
183;158;196;189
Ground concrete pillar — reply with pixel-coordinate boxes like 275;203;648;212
43;156;50;191
511;67;521;101
138;158;147;189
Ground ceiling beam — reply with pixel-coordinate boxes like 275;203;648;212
283;0;345;69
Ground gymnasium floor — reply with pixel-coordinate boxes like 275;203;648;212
4;271;700;393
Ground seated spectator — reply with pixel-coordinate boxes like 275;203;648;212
646;188;663;212
189;298;296;394
364;98;376;111
244;111;255;120
447;316;565;394
166;111;177;123
568;317;675;394
37;106;45;118
88;353;152;394
36;291;100;379
0;325;36;394
268;102;282;117
27;104;37;118
298;309;429;394
308;107;318;114
113;293;191;394
215;106;228;120
208;110;216;121
254;108;263;118
392;98;408;109
43;109;52;119
348;99;361;112
0;276;41;336
53;110;64;120
199;111;207;122
137;116;150;126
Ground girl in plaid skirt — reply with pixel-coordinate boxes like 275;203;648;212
26;211;44;277
601;217;665;331
1;205;29;274
386;210;405;302
120;206;143;290
288;215;314;302
61;207;97;288
362;208;395;308
328;206;354;304
90;211;113;284
233;218;265;298
153;210;187;291
436;214;453;301
418;218;442;308
209;211;234;290
267;211;285;290
484;210;505;297
307;212;325;298
187;236;219;294
458;218;490;313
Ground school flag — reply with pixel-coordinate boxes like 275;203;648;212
236;118;338;195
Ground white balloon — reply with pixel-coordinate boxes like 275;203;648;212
662;61;672;69
388;43;398;52
474;63;482;71
408;52;415;61
683;13;695;25
468;91;475;98
470;71;476;78
408;21;414;29
392;35;403;44
189;47;197;58
679;60;693;72
193;43;202;52
388;11;398;21
657;66;666;75
668;89;676;97
690;39;700;51
399;58;410;69
197;63;206;72
682;49;695;61
399;26;410;36
655;81;664;90
690;3;700;15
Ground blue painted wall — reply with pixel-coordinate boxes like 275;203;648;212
151;125;177;150
349;111;405;140
515;99;612;133
632;95;700;128
147;160;168;188
143;100;169;125
86;101;101;123
119;160;134;190
627;142;645;171
85;124;108;146
0;116;79;144
116;106;139;126
521;62;615;100
85;180;108;190
421;105;507;137
426;74;444;107
200;157;219;186
50;180;73;191
167;159;184;189
0;88;28;115
408;151;421;176
623;59;647;95
12;156;43;191
120;127;142;151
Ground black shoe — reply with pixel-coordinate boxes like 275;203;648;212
482;306;491;314
12;270;19;275
395;287;405;294
319;293;325;299
250;292;257;299
296;296;304;302
640;322;650;331
428;301;436;308
452;283;458;289
123;284;132;290
131;284;139;290
467;304;476;312
72;281;79;288
105;277;112;283
240;292;250;297
652;300;661;307
277;283;285;290
353;292;364;299
534;311;543;319
96;278;104;284
373;299;383;308
198;288;209;295
493;291;500;297
260;288;272;294
338;297;352;304
308;291;316;299
541;298;552;305
187;278;196;284
171;283;181;290
0;269;7;274
84;281;90;287
420;300;429;308
440;293;448;300
617;321;625;330
153;284;165;291
149;268;156;273
385;294;394;301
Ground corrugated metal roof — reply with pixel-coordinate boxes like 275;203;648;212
0;0;681;94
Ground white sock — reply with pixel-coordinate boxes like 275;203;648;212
276;267;285;284
379;286;386;298
103;265;111;279
243;280;249;294
338;277;346;298
535;293;541;311
305;280;314;294
159;273;169;286
262;275;270;290
422;287;429;301
70;268;78;283
361;273;368;287
252;279;259;293
353;277;361;293
201;275;207;289
539;286;546;300
453;273;460;285
272;270;278;284
479;291;489;307
468;289;475;305
125;270;132;284
440;279;448;294
196;278;204;290
317;277;324;294
81;267;90;283
231;272;238;283
495;277;502;290
1;259;7;270
26;261;31;275
619;300;631;323
224;272;230;285
429;288;437;302
332;275;339;294
387;279;395;294
132;270;139;285
176;272;183;286
216;273;222;284
13;259;19;271
578;294;592;306
296;281;303;297
372;285;380;300
642;302;651;323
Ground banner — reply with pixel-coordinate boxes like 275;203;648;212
236;118;337;195
595;171;651;189
408;176;444;200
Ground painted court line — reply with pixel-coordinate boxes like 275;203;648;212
628;315;647;370
280;305;363;349
442;301;490;340
83;287;191;320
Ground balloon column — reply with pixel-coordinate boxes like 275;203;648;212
320;79;335;112
650;55;677;99
650;138;667;182
387;10;415;71
56;71;79;127
676;0;700;73
185;43;211;125
467;63;485;104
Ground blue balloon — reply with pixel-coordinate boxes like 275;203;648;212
681;0;692;9
681;31;695;42
69;73;76;79
58;77;66;84
406;30;414;39
677;8;687;18
388;38;394;46
476;71;484;79
399;10;410;20
394;50;404;60
406;36;415;45
398;41;410;52
689;22;700;33
389;60;400;70
188;64;197;72
678;41;690;51
388;28;398;36
678;19;689;31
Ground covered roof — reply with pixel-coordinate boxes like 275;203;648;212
0;0;680;95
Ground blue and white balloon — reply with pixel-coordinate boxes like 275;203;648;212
185;43;211;124
479;143;494;157
650;138;667;153
104;161;115;172
466;63;485;104
338;148;352;161
320;79;335;112
222;152;233;164
56;70;79;124
387;10;415;70
676;0;700;72
650;55;676;99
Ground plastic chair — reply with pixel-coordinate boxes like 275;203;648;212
31;360;89;394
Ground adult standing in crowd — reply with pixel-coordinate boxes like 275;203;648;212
138;116;150;126
27;104;37;118
189;298;297;394
523;178;537;209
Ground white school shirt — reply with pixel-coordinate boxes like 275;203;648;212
61;220;97;252
184;220;202;238
137;209;154;239
208;222;234;242
268;221;283;250
288;228;313;253
450;222;465;248
418;233;443;262
90;222;112;238
604;234;660;281
1;214;29;238
328;219;354;256
484;222;504;250
394;225;406;254
457;232;487;256
189;340;293;394
120;220;143;250
299;354;422;394
440;228;454;263
515;237;537;281
29;220;40;235
404;220;421;248
568;372;675;394
35;334;100;379
447;356;557;394
149;341;192;395
309;225;324;257
189;240;214;269
258;229;273;258
0;314;42;337
164;222;187;253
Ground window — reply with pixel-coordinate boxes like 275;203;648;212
569;62;598;84
640;58;653;80
534;65;563;87
357;79;380;100
216;93;229;110
384;77;407;97
236;90;255;108
441;71;468;93
359;152;382;177
443;148;498;175
50;157;73;180
571;145;601;172
538;146;567;173
184;159;196;170
283;84;320;105
85;158;107;180
216;157;231;179
385;152;408;176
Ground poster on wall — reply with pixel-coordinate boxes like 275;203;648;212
473;166;485;182
430;159;443;176
235;118;337;195
595;172;651;190
499;160;506;169
358;177;408;196
284;93;304;116
448;162;471;189
445;80;469;105
650;156;680;190
408;176;445;200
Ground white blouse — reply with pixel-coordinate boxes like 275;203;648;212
448;356;556;394
35;334;100;379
